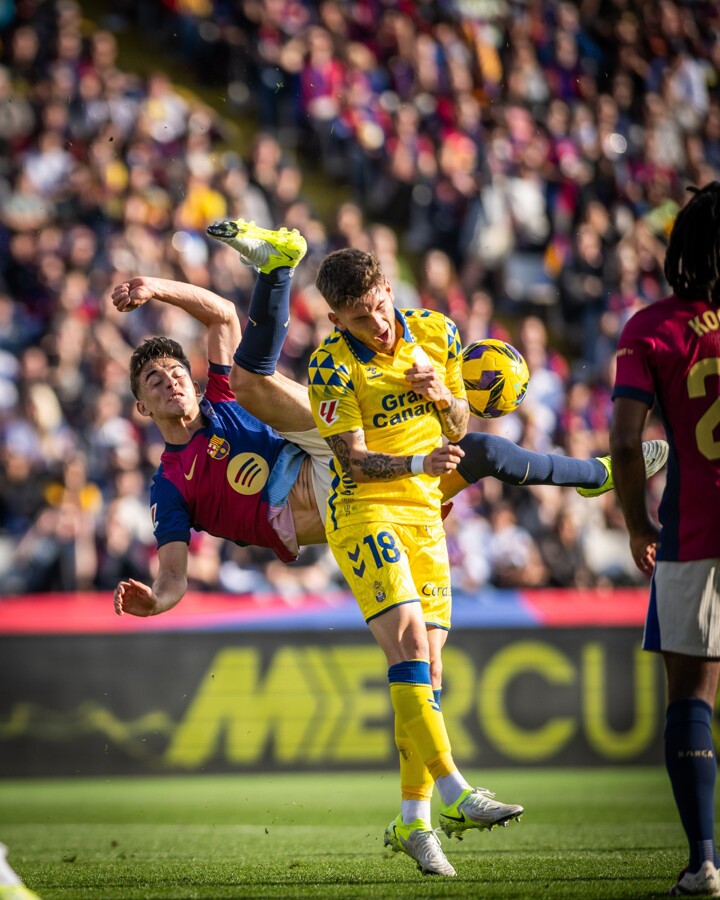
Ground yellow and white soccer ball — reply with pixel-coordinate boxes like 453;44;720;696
461;338;530;418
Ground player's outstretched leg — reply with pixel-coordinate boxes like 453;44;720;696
439;787;524;840
449;433;668;496
384;815;456;876
576;439;668;497
207;219;315;432
207;218;307;273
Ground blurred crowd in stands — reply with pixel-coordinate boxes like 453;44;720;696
0;0;717;599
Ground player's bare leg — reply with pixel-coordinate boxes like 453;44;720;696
232;366;315;433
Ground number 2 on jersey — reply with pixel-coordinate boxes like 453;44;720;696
688;357;720;460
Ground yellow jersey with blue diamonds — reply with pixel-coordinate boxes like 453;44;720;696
308;307;465;532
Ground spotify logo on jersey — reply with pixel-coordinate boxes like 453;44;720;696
226;453;270;494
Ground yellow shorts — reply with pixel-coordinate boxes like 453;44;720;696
328;520;451;629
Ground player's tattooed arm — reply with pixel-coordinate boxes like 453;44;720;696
435;395;469;443
325;430;413;482
326;433;353;473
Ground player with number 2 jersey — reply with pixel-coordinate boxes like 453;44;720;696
613;296;720;562
610;183;720;896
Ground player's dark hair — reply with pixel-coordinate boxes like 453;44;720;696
129;336;192;399
315;248;385;310
664;181;720;301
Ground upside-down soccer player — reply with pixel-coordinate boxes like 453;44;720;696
610;181;720;898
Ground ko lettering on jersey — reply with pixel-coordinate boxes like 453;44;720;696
150;365;305;561
308;307;465;532
613;295;720;560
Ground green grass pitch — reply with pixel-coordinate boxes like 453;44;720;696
0;768;686;898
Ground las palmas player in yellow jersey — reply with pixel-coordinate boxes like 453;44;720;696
309;248;523;877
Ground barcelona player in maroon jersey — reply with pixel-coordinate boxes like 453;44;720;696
112;225;329;618
135;347;310;563
611;182;720;897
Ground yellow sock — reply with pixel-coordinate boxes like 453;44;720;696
390;680;456;780
395;715;434;801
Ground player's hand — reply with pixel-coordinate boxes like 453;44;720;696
404;364;453;408
424;443;465;474
628;526;660;577
114;578;159;617
111;277;155;312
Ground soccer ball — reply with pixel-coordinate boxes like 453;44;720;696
461;339;529;418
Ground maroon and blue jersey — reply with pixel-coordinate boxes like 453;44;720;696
150;365;306;562
613;294;720;561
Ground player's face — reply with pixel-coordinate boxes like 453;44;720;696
136;357;199;420
329;278;398;354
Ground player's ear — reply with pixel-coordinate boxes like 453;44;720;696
193;380;202;398
136;399;152;418
328;311;344;331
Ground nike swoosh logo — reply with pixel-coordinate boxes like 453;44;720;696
393;827;409;849
441;812;466;822
184;456;197;481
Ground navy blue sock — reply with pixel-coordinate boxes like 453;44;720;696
456;433;607;488
233;268;293;375
665;698;718;871
434;688;442;709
